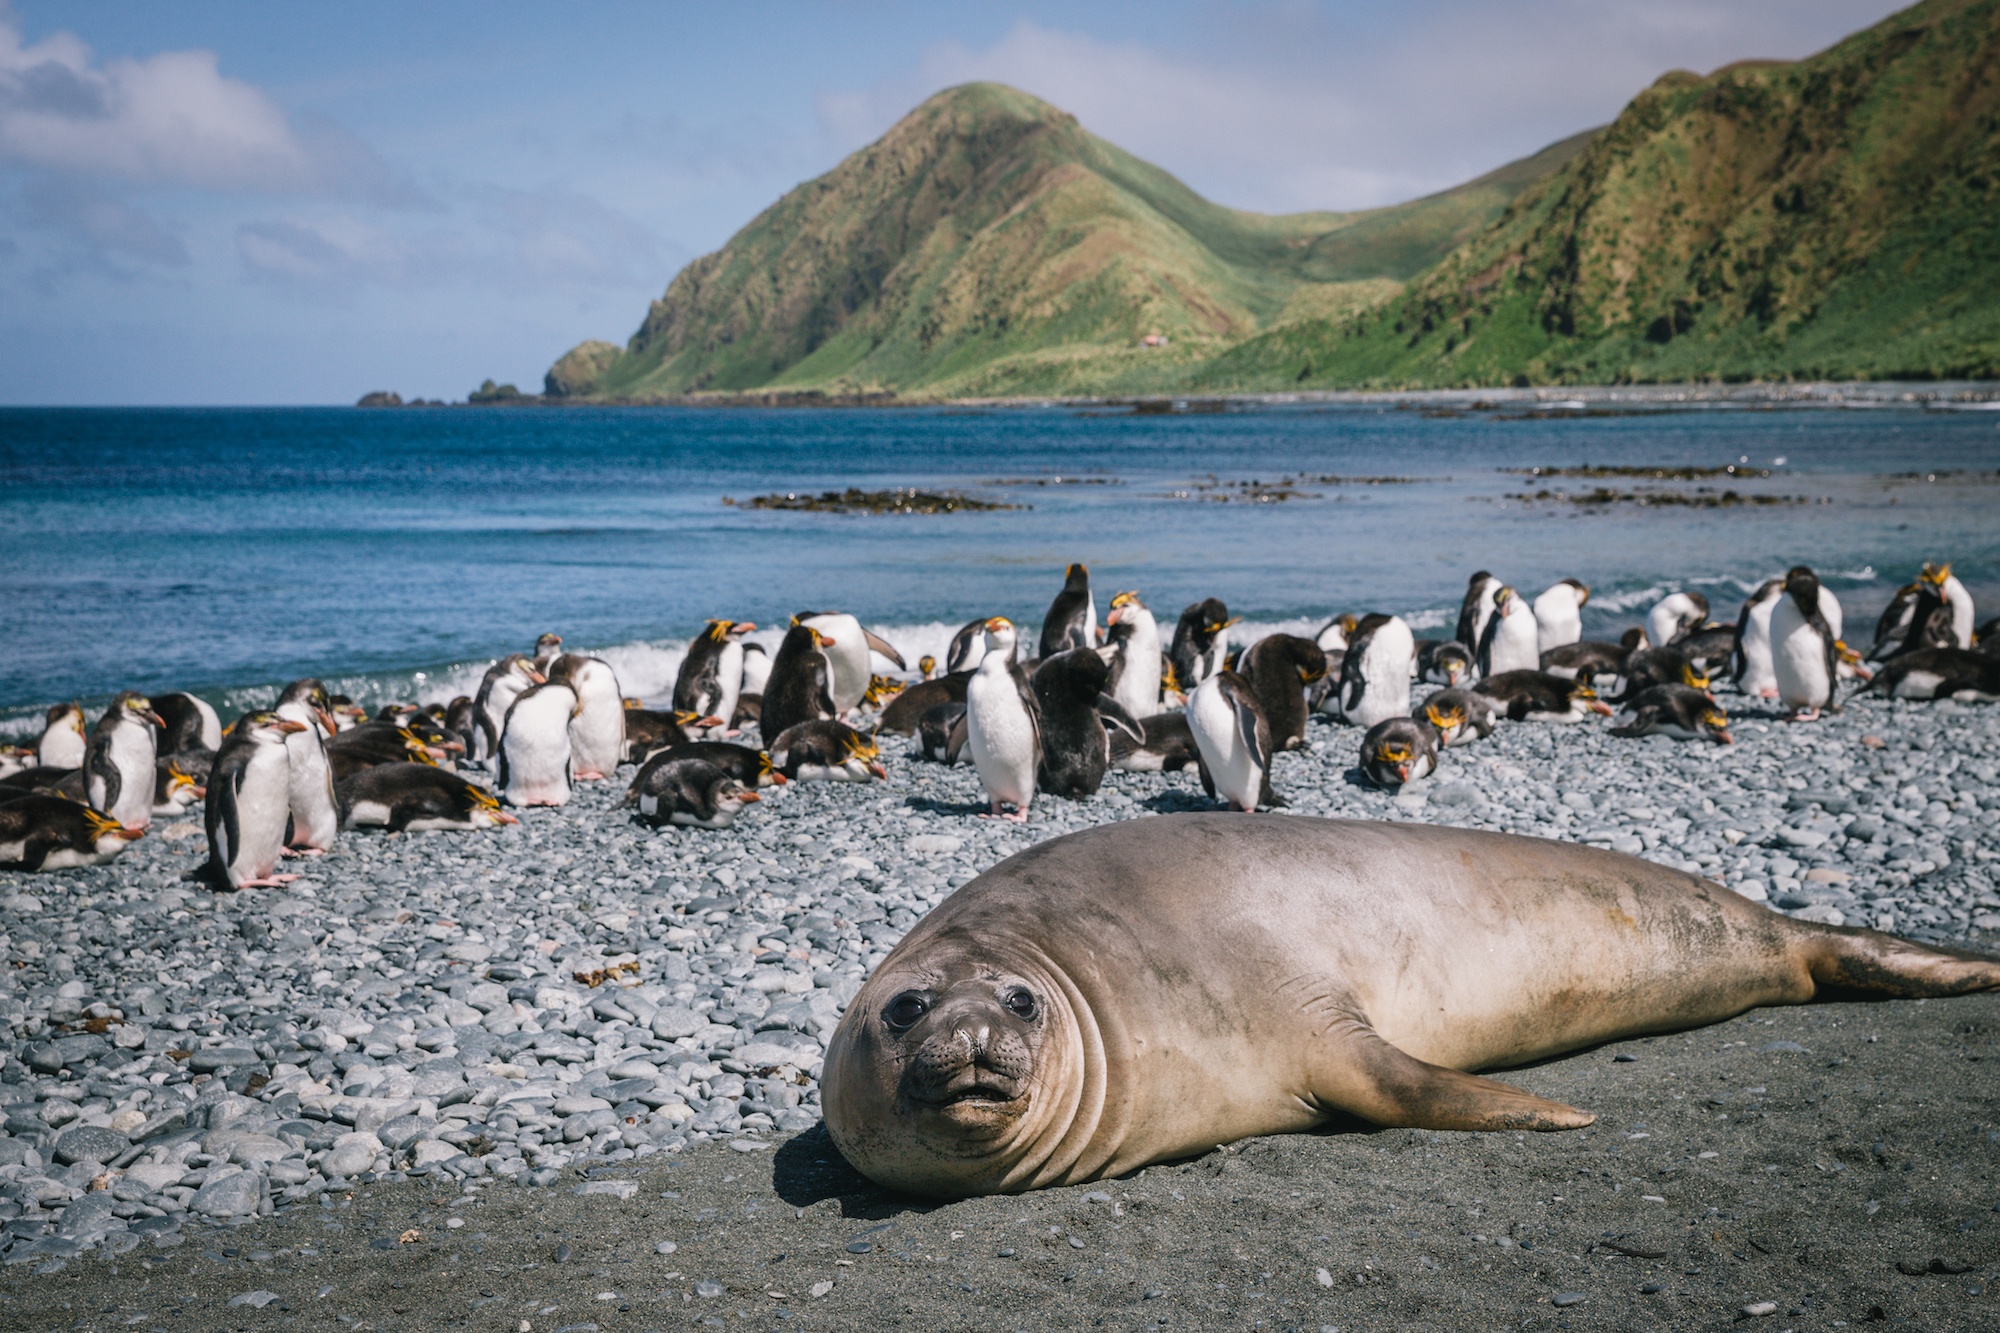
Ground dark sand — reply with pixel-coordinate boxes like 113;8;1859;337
9;991;1996;1332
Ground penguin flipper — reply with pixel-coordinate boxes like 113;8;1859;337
862;629;907;670
944;711;969;764
1094;695;1146;745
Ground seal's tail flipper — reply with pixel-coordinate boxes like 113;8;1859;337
1314;1028;1594;1133
1802;925;2000;999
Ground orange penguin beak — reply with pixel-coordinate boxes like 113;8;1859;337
117;825;146;841
275;719;310;734
739;791;762;804
1588;701;1613;716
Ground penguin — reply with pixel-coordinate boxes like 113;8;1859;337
1168;598;1237;692
1039;563;1098;658
0;747;32;780
878;673;970;736
674;620;756;735
0;765;84;800
730;693;763;732
916;703;968;764
1238;633;1329;752
1335;614;1415;730
964;617;1041;821
944;618;989;674
1473;670;1613;723
337;763;519;833
1186;670;1280;812
1454;572;1501;667
1616;646;1711;700
1645;591;1710;647
87;693;164;831
1884;562;1976;658
793;612;907;717
1104;591;1163;720
1030;647;1144;800
770;720;889;783
1870;581;1923;662
151;756;205;817
549;654;625;780
1978;619;2000;658
0;795;144;872
1542;628;1646;687
472;655;545;766
1359;715;1440;790
1531;579;1590;655
1676;624;1738;680
862;675;905;709
1476;586;1541;677
918;655;938;681
34;703;87;769
760;623;840;742
629;757;760;830
1415;640;1473;688
1110;712;1201;773
498;682;579;806
1610;685;1735;743
444;696;479;756
739;641;773;698
532;632;564;671
1417;687;1498;743
274;678;340;854
1771;566;1841;721
1315;613;1359;655
325;722;441;782
625;742;784;802
150;692;222;756
1864;646;2000;702
398;709;462;757
622;709;709;764
187;711;308;890
1729;578;1786;697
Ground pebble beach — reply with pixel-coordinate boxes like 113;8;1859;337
1;672;1997;1298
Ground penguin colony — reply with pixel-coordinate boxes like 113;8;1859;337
0;561;1990;879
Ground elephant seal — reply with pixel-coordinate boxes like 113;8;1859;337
822;814;2000;1198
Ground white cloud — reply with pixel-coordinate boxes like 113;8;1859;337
0;12;415;202
820;1;1909;213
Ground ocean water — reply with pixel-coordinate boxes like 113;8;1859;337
2;401;1996;731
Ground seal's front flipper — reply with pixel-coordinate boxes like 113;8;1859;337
1313;1028;1594;1133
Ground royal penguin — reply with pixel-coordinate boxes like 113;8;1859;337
944;618;989;674
87;693;164;831
1186;670;1280;812
337;763;518;833
625;742;783;802
34;703;87;769
1039;563;1098;658
1616;646;1711;701
188;711;307;890
275;678;340;853
532;632;564;671
498;681;578;806
549;654;625;780
1030;647;1143;800
1886;563;1976;658
622;709;708;763
916;703;968;764
150;692;222;756
1676;624;1738;681
1104;591;1163;719
1110;712;1201;773
1542;628;1646;688
1315;613;1359;656
1168;598;1237;692
325;722;440;782
1238;633;1328;752
472;654;545;766
793;612;906;717
877;673;970;736
444;696;479;756
770;720;888;783
630;757;760;830
675;620;756;736
1532;579;1590;655
1477;586;1541;677
0;795;144;872
1334;614;1415;730
0;747;32;780
1474;670;1613;723
1646;591;1710;647
1415;640;1472;688
740;641;773;699
964;617;1041;821
151;756;206;817
1771;566;1841;720
1864;646;2000;702
1417;687;1496;744
1359;715;1439;790
1454;572;1501;669
761;623;840;742
1611;685;1734;743
917;655;938;681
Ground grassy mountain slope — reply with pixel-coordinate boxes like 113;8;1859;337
549;84;1588;400
1204;0;2000;389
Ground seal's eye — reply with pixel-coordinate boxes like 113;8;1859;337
883;991;929;1031
1004;988;1039;1021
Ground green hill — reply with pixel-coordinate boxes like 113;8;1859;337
1206;0;2000;389
544;84;1590;401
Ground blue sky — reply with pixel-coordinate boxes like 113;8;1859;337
0;0;1910;404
